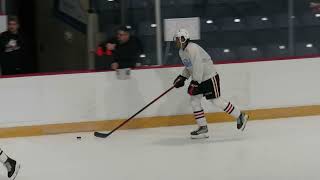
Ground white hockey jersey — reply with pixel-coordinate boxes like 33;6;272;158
179;42;217;83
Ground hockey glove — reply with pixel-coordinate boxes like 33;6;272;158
173;75;187;88
188;80;201;95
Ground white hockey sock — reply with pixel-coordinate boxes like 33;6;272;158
194;110;207;127
190;95;208;127
0;149;8;164
224;102;241;118
210;97;241;119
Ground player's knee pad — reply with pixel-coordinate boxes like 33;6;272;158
210;97;228;110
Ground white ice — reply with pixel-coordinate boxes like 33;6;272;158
1;116;320;180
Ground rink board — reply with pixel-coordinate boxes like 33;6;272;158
0;57;319;138
0;105;319;138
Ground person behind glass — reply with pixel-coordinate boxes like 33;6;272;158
0;16;28;75
105;26;143;70
310;0;320;12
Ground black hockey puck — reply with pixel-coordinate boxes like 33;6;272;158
76;136;82;140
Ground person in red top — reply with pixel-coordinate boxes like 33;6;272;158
310;1;320;12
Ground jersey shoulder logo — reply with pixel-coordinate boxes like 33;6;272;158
182;58;192;68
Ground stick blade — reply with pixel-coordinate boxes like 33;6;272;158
94;131;111;138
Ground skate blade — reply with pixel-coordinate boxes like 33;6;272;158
241;114;249;131
191;133;209;139
10;163;20;180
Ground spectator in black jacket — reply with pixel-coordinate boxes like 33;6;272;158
0;16;29;75
104;26;143;70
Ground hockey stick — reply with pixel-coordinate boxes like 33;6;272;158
94;86;175;138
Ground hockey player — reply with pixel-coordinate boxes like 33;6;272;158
0;149;20;180
173;29;248;139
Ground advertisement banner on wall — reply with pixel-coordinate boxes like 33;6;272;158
58;0;86;24
0;0;5;14
0;15;7;33
54;0;87;33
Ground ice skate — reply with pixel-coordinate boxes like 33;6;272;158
4;157;20;180
191;126;209;139
237;113;249;131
